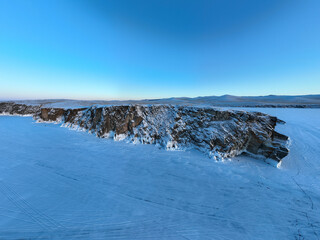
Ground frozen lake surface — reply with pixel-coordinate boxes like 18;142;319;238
0;108;320;239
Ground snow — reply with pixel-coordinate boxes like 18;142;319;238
0;108;319;239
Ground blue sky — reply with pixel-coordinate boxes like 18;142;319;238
0;0;319;100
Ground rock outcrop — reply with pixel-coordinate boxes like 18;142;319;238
0;102;289;163
34;105;289;163
0;102;40;116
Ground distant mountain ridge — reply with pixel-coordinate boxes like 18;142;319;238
2;94;320;108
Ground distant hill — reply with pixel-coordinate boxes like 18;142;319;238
3;94;320;108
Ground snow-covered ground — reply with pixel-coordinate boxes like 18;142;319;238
0;108;319;239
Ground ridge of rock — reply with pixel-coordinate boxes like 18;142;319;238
0;102;289;163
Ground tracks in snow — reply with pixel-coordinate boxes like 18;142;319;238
0;181;65;231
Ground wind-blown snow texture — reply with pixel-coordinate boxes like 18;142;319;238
0;108;319;239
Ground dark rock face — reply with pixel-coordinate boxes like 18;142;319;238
34;105;289;163
40;108;74;122
0;102;289;163
0;102;40;115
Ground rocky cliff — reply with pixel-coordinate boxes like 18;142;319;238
0;102;40;116
0;102;289;163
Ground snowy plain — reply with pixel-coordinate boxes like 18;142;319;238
0;108;319;240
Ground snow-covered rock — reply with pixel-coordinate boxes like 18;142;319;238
35;105;289;163
0;102;289;162
0;102;40;116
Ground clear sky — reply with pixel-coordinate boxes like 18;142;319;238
0;0;319;100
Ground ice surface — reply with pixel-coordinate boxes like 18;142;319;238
0;108;319;239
